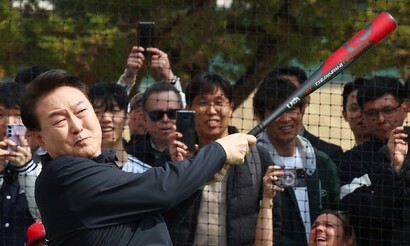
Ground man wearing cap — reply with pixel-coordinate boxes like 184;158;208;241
26;220;46;246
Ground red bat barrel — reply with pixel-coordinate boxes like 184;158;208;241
249;12;397;137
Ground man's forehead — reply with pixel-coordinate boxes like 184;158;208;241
37;87;89;114
278;75;300;87
363;94;398;108
195;92;226;100
0;105;20;111
147;91;179;103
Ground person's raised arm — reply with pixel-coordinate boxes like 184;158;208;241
117;46;145;95
387;126;408;172
255;165;284;246
147;47;186;107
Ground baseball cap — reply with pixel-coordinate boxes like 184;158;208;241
27;220;45;246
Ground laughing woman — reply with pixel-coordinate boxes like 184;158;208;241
309;210;356;246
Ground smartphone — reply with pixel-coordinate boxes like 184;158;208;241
176;110;197;150
276;168;306;188
6;123;26;149
137;21;155;56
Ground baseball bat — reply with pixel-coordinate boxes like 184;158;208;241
248;12;397;137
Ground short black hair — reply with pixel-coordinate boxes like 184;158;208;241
342;77;367;112
266;66;308;85
15;65;50;84
142;82;182;112
21;69;88;131
357;76;405;109
0;82;26;109
185;72;233;107
89;83;129;113
404;76;410;99
253;77;300;119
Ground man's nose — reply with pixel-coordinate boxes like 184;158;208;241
100;112;114;122
70;115;84;134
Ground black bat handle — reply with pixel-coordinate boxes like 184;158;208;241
248;103;289;137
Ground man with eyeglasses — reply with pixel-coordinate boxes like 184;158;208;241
253;77;339;245
126;82;182;167
339;76;408;246
267;66;343;167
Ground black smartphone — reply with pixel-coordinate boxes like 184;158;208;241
176;110;197;150
137;21;155;56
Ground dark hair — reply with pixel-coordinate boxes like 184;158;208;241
266;66;308;85
0;82;26;109
21;69;88;131
185;72;233;107
14;65;50;84
342;77;367;112
253;77;300;119
89;83;129;113
404;76;410;99
316;210;357;246
357;76;405;109
142;82;182;112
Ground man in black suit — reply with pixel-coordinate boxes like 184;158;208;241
267;67;343;166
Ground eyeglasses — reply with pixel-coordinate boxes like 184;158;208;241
363;104;401;119
147;110;177;122
346;104;360;112
193;100;230;111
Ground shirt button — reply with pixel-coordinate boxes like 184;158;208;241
6;196;11;200
5;223;10;227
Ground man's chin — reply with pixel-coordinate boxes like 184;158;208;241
75;146;102;158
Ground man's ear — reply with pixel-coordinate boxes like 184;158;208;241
342;110;348;121
254;112;263;123
31;132;47;151
228;102;234;117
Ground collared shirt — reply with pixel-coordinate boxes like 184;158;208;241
122;154;151;174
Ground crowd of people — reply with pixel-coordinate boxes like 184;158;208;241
0;44;409;246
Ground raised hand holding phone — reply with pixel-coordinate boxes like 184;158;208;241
6;124;26;148
176;110;197;151
1;123;32;166
137;21;155;57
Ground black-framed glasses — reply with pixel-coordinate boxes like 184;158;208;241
147;110;178;122
363;104;401;119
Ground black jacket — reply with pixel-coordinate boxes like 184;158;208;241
125;133;169;167
339;137;402;246
36;143;227;246
302;130;343;167
0;165;35;246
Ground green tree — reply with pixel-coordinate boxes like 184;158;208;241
1;0;408;107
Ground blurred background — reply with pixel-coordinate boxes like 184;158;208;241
1;0;409;150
